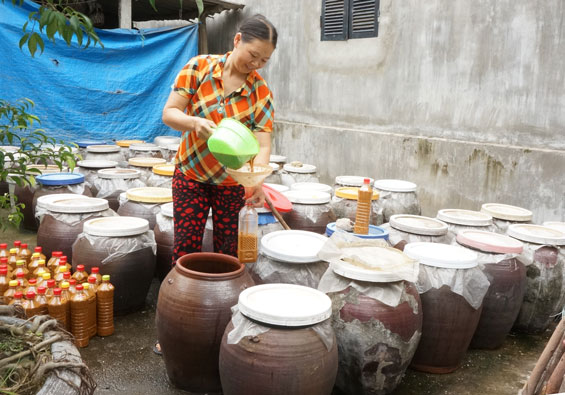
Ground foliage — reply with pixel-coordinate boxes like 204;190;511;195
2;0;103;57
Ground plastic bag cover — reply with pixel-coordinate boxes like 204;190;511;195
444;223;498;245
146;173;172;189
72;230;157;264
318;268;416;310
317;232;419;283
330;196;383;225
247;253;328;289
92;177;146;199
492;218;532;234
280;172;320;187
37;207;117;227
380;223;451;247
155;212;174;233
41;183;86;195
291;202;334;224
227;305;334;351
417;264;490;309
374;190;421;223
118;195;163;214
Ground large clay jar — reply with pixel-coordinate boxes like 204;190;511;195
509;224;565;334
128;143;164;159
331;187;382;226
128;157;166;185
93;168;146;211
319;268;422;395
382;214;450;251
373;179;421;223
36;196;111;263
72;216;156;314
436;209;497;245
117;187;172;229
481;203;533;234
75;139;107;157
154;203;174;281
455;230;526;349
280;162;320;187
146;164;174;188
404;242;490;373
156;253;254;393
281;190;336;234
74;159;117;196
219;284;338;395
84;145;125;165
247;230;328;289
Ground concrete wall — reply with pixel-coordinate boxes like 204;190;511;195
207;0;565;222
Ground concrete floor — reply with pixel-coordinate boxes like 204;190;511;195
2;227;551;395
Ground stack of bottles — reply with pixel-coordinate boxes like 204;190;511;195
0;241;115;348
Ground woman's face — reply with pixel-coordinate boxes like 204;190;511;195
232;33;275;74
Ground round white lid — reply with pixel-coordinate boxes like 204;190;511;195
83;216;149;236
36;193;88;209
238;284;332;327
126;187;172;203
128;157;167;168
403;242;479;269
291;182;333;194
129;143;161;151
507;224;565;245
160;202;174;218
269;154;287;163
282;190;331;204
97;168;141;179
335;176;374;187
456;230;523;254
166;144;179;151
77;160;118;169
44;197;109;213
264;183;289;193
283;163;317;174
437;209;493;226
153;136;180;148
268;163;279;170
481;203;533;222
390;214;448;236
261;230;327;263
86;145;120;153
544;222;565;234
373;179;417;192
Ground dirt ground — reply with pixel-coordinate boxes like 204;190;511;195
3;227;551;395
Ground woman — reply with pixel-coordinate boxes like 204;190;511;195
162;14;277;262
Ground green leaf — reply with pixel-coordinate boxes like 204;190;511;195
62;25;73;45
27;33;37;57
39;8;50;30
76;27;83;47
149;0;158;12
46;19;58;40
33;33;45;55
22;21;28;32
195;0;204;17
69;15;79;32
19;33;29;50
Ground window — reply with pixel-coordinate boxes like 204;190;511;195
321;0;379;41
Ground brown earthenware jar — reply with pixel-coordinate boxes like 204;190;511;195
156;253;254;393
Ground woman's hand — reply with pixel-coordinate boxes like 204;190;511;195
193;117;217;140
245;185;266;208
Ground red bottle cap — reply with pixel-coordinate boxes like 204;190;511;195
0;258;7;263
16;272;25;279
47;280;56;287
52;251;63;257
77;264;85;272
53;288;62;295
63;272;71;279
88;276;96;284
34;246;43;253
91;267;100;274
364;178;371;183
0;268;7;275
69;279;77;285
14;241;21;247
59;260;67;266
61;256;68;263
26;291;36;299
37;286;46;294
13;291;23;299
76;285;84;291
0;243;7;249
28;279;37;285
21;243;28;249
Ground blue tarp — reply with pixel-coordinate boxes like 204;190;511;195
0;1;198;143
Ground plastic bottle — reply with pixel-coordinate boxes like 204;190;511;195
9;291;23;306
45;279;56;300
33;260;48;279
13;240;21;255
34;246;47;262
18;243;32;265
3;280;19;304
68;279;77;295
71;285;90;348
83;282;97;338
59;256;71;273
15;272;28;288
24;278;38;296
47;251;63;276
48;288;69;331
28;252;41;273
54;266;68;284
0;260;10;280
72;264;89;284
7;248;18;270
90;267;102;285
0;267;9;296
23;291;43;318
238;203;259;264
96;274;114;336
0;243;8;259
60;281;72;331
12;260;29;280
35;286;49;316
353;178;373;235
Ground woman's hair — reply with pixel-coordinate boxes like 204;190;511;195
238;14;278;48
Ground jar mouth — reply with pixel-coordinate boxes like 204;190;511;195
175;252;244;280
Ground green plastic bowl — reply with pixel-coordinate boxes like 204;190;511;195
208;118;260;169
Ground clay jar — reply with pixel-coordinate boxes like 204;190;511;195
481;203;533;234
333;175;374;192
219;284;338;395
154;203;174;281
128;143;164;159
436;209;497;245
146;164;174;188
404;242;490;373
156;253;254;393
117;187;172;229
321;273;422;395
281;190;336;234
116;139;144;160
508;224;565;334
280;162;319;187
128;157;166;184
84;144;125;164
72;216;156;314
331;187;382;226
455;230;526;349
248;230;329;288
75;159;117;195
93;168;146;211
373;179;421;223
37;196;111;263
382;214;450;251
75;140;107;157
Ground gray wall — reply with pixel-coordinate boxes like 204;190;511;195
207;0;565;222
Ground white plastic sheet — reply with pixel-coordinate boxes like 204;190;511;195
72;230;156;265
227;306;334;351
444;223;498;245
155;212;174;233
118;195;163;214
280;171;320;187
380;223;451;247
146;173;172;189
247;253;328;289
287;202;335;224
374;190;421;223
36;207;117;227
330;195;383;225
92;177;146;199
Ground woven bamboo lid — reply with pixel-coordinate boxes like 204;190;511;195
126;187;172;203
152;164;175;176
128;157;166;168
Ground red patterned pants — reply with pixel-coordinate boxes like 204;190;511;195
172;168;245;265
